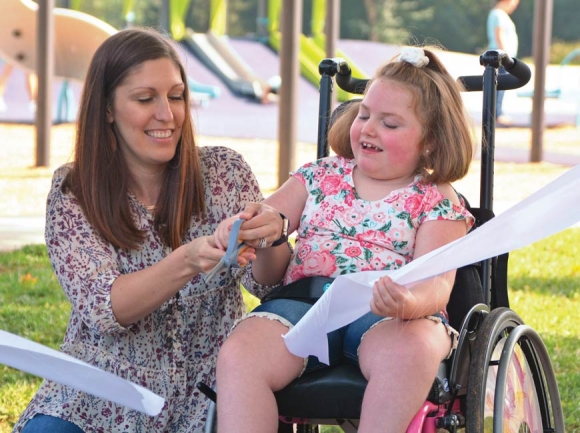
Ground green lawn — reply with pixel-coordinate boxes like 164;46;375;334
1;229;579;432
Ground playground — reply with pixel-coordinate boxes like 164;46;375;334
1;0;580;140
1;120;579;251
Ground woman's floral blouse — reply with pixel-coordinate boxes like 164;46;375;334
14;146;273;433
284;155;474;285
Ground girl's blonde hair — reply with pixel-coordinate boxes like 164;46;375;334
330;47;475;184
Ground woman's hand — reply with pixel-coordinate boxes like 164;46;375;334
181;235;231;275
370;276;419;319
214;216;242;251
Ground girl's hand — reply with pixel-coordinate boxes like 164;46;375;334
237;203;286;249
213;217;257;267
370;276;419;319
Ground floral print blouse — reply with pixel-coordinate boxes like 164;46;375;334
283;155;474;285
14;146;272;433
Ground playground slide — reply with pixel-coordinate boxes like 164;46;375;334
181;29;269;101
0;0;116;81
269;31;358;102
266;0;366;102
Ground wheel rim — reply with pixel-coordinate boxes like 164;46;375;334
482;339;543;432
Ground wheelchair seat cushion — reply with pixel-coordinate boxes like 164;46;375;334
275;359;452;420
275;362;366;419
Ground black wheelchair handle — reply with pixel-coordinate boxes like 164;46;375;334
318;57;351;77
334;62;368;95
458;53;531;92
330;50;530;95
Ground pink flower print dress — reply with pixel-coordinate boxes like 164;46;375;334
284;155;474;285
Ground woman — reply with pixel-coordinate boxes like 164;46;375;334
14;27;287;432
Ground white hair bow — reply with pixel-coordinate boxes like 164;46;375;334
398;47;429;68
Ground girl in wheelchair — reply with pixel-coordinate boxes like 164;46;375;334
214;46;476;432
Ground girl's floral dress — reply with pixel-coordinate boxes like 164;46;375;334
284;155;474;285
14;146;273;433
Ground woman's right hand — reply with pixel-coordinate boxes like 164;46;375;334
182;235;227;275
183;234;256;275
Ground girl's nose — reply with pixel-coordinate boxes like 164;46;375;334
360;118;376;136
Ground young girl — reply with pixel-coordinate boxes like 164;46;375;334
214;47;476;432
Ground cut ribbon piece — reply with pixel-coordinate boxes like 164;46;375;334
283;164;580;365
205;218;249;283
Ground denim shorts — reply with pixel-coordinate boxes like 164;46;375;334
21;414;84;433
246;298;455;374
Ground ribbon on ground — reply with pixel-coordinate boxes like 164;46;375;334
283;164;580;365
0;330;165;416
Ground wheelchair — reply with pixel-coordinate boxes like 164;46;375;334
200;50;566;433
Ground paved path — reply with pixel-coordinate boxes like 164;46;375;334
0;217;45;252
1;137;578;253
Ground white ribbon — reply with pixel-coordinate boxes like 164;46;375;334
0;330;165;416
284;164;580;365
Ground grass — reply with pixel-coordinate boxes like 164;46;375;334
1;231;579;432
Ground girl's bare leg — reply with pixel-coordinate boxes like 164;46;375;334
216;317;305;433
357;318;452;433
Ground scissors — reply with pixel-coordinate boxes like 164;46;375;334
204;218;250;283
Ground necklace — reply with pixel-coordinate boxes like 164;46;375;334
129;190;156;212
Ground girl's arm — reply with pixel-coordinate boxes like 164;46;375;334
371;183;471;319
234;177;308;286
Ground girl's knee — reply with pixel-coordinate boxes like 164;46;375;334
217;315;294;373
359;318;450;364
399;319;452;356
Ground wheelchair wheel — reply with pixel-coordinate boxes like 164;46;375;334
465;307;564;432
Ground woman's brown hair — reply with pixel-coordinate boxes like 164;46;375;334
62;28;204;250
329;47;475;184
